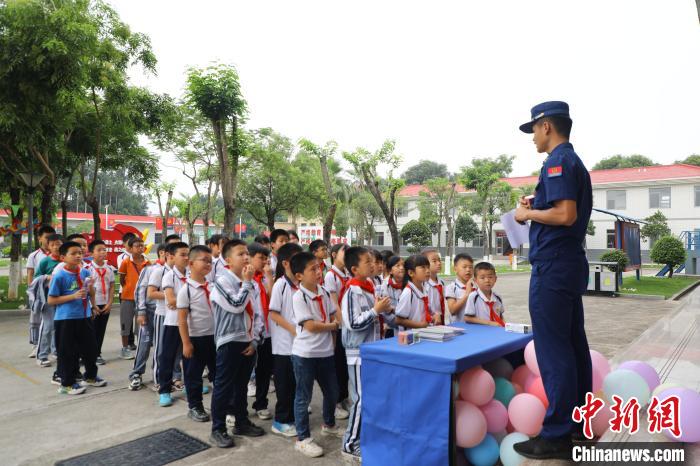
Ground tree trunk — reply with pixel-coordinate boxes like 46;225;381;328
8;186;23;299
61;199;69;236
229;117;241;234
161;189;173;241
437;224;442;251
185;203;195;244
318;155;337;244
39;182;55;246
669;266;674;279
361;172;400;253
212;119;235;234
446;215;454;260
323;204;337;245
87;195;101;241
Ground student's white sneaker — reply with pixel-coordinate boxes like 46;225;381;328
335;404;349;420
37;358;51;367
341;449;363;464
226;414;236;428
120;347;134;360
28;346;37;358
295;438;324;458
271;421;297;437
256;409;272;420
48;353;58;361
247;380;256;397
321;424;344;437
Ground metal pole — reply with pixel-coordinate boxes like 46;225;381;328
238;216;242;239
27;188;34;253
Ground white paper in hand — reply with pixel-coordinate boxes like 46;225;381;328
500;209;530;248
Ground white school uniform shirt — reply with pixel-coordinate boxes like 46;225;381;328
444;278;475;323
162;266;188;326
176;278;215;337
465;288;505;323
148;263;168;317
27;248;48;271
207;255;226;283
90;261;115;306
268;276;297;356
270;254;278;275
324;266;347;296
292;284;335;358
425;277;446;318
379;278;404;311
395;281;429;331
117;251;132;269
251;278;271;339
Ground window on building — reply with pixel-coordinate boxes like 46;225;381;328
695;186;700;207
606;190;626;210
396;207;406;217
473;234;484;247
373;231;384;246
649;187;671;209
606;229;616;249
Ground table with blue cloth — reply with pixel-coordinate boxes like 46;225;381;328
359;323;533;466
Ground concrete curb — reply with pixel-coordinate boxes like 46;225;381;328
617;293;666;301
0;309;29;317
670;279;700;301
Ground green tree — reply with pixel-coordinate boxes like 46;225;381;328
186;64;247;233
402;160;449;184
599;249;629;273
455;214;480;246
641;211;671;245
344;140;405;254
676;154;700;166
587;220;596;236
459;155;515;257
401;220;432;253
237;129;315;230
417;178;460;253
592;154;657;170
650;236;686;278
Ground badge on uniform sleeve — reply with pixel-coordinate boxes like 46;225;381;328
547;166;563;177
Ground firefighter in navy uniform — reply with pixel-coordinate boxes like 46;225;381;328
513;101;593;460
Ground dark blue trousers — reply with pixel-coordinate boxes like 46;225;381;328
211;341;256;433
183;335;216;409
529;259;592;439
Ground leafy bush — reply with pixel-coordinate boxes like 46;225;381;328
599;249;629;273
650;236;686;278
401;220;432;254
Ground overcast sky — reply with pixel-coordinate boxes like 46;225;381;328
109;0;700;200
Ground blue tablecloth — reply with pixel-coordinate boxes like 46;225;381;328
359;323;532;466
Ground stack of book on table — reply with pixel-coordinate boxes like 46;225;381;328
415;325;465;342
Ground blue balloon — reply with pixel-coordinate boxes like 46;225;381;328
603;369;650;405
500;432;529;466
494;377;516;407
464;433;499;466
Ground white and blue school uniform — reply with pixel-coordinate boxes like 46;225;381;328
395;281;432;331
157;266;188;393
465;288;505;324
378;278;403;333
129;262;159;381
425;277;446;323
444;278;475;323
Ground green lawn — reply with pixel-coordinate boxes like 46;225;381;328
0;258;10;267
0;276;28;310
620;275;700;299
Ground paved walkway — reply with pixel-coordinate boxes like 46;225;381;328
0;273;690;465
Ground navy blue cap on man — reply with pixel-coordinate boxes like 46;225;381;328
519;101;571;133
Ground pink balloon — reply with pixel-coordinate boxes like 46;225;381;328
508;393;546;436
617;360;660;393
480;399;508;433
524;340;540;376
591;403;613;438
459;366;496;406
527;377;549;409
512;383;523;394
657;388;700;443
511;365;536;390
455;400;488;448
592;367;605;393
590;350;611;376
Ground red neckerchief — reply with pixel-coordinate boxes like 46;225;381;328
319;261;327;285
409;282;432;324
311;292;327;322
253;271;270;329
50;253;60;261
388;278;403;290
434;280;446;322
284;275;299;291
65;266;88;316
94;265;108;297
200;281;212;310
485;298;505;327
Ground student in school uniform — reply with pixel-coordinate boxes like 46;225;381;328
287;230;300;244
116;232;136;270
254;234;271;250
395;255;435;330
422;249;445;325
177;245;216;422
308;239;329;285
323;243;350;419
157;241;189;406
128;244;167;389
340;247;392;461
27;225;56;359
88;240;115;365
209;239;266;448
118;237;150;359
445;253;476;324
268;242;304;438
269;229;290;272
380;250;395;284
248;242;275;421
47;241;106;395
206;234;229;283
378;255;404;338
465;262;505;327
290;252;342;458
369;249;384;289
35;233;64;368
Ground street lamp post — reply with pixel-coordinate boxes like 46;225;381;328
19;172;46;252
